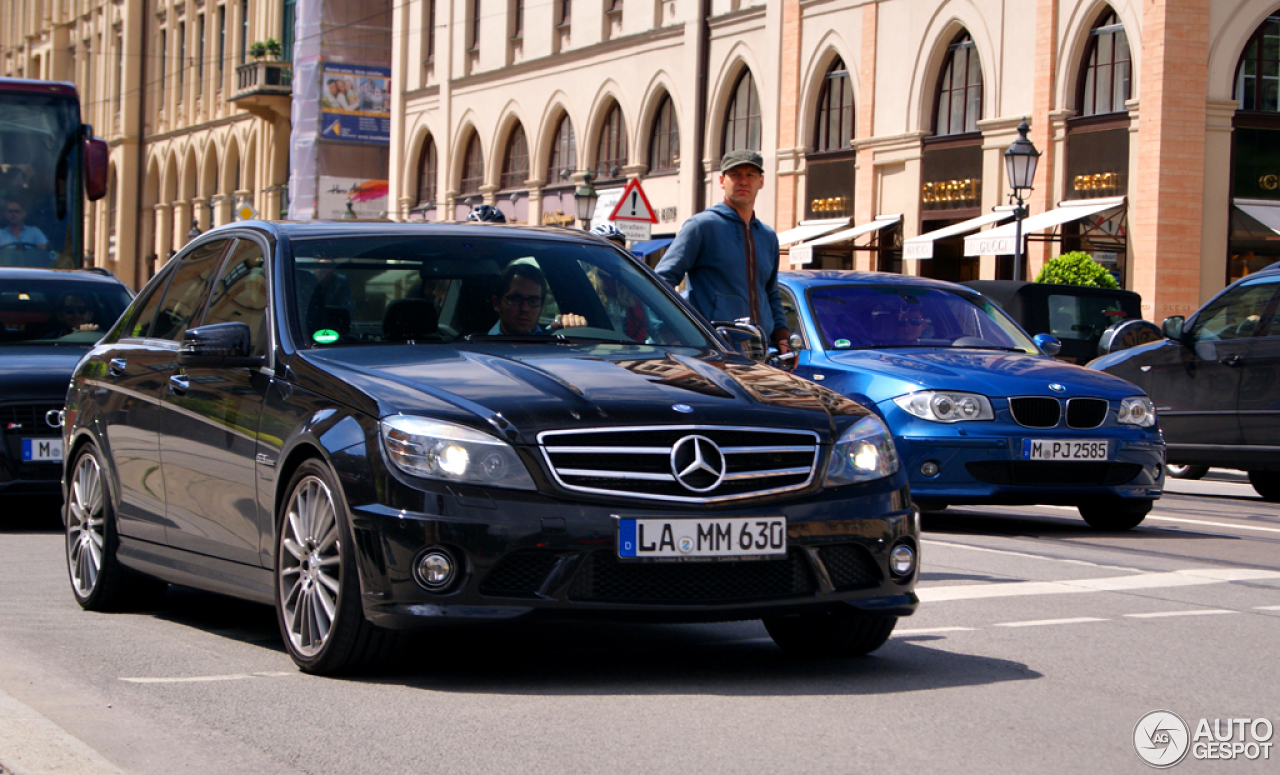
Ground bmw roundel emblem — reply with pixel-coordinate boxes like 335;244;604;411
672;404;694;414
1048;383;1066;393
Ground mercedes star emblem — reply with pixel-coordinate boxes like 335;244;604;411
670;435;726;492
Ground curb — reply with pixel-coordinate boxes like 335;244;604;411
0;686;124;775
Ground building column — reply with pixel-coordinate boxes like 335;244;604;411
153;202;172;266
1200;99;1238;306
1132;0;1211;321
773;0;803;236
173;200;191;251
1028;0;1058;273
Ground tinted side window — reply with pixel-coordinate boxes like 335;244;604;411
119;262;178;340
779;288;805;347
1190;277;1280;342
201;239;269;357
151;240;231;341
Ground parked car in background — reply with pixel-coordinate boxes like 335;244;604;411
63;222;919;675
0;267;131;499
962;281;1161;365
1090;262;1280;500
777;271;1165;530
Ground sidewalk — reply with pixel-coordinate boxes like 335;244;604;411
0;687;123;775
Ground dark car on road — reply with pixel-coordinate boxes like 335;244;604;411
776;271;1165;530
0;267;131;497
62;221;918;674
1090;263;1280;500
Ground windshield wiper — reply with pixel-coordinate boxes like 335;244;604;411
464;333;571;344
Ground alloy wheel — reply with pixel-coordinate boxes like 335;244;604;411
278;474;343;657
67;452;107;598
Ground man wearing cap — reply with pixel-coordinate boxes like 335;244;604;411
655;150;790;355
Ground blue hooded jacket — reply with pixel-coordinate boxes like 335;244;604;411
654;202;788;335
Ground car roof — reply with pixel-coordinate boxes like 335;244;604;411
207;219;603;245
0;267;128;285
778;270;978;294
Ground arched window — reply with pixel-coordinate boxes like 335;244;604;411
723;69;761;153
934;33;982;135
648;93;679;172
814;57;853;152
1080;11;1131;116
460;133;484;195
416;136;437;206
501;124;529;189
547;113;576;183
595;102;628;180
1236;16;1280;112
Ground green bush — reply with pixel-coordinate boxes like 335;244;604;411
1034;251;1119;289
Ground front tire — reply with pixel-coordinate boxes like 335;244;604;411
1248;470;1280;501
65;444;166;610
1166;464;1209;480
764;609;897;657
1078;500;1152;530
275;459;400;674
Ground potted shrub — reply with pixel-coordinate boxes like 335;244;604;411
264;38;283;60
248;41;267;60
1034;250;1120;289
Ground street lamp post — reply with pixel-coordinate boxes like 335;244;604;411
187;219;201;240
1003;118;1041;282
574;171;598;230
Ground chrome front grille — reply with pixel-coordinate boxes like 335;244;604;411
0;403;62;437
1008;397;1061;428
538;425;821;503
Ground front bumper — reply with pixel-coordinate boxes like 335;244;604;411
345;477;920;630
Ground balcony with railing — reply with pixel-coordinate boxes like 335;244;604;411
231;60;292;114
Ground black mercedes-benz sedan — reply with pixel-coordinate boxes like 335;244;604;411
63;221;918;674
0;267;131;498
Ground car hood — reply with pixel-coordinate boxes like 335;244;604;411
295;344;868;443
0;346;88;400
822;347;1147;402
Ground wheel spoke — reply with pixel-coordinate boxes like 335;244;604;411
312;587;332;640
282;537;306;562
317;569;340;595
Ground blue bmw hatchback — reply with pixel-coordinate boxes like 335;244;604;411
776;271;1165;530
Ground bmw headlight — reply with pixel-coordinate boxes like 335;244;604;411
1118;396;1157;428
893;391;994;423
380;415;536;490
825;415;900;487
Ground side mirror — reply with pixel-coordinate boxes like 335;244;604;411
1161;316;1185;341
713;319;767;362
178;322;262;367
82;128;109;202
1033;333;1062;357
788;333;805;352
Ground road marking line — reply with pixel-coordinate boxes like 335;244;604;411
995;617;1108;628
1123;609;1239;618
918;568;1280;603
893;626;975;636
922;539;1144;571
1143;514;1280;534
119;671;294;684
1255;605;1280;611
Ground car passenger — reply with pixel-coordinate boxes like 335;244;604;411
488;263;587;335
48;292;97;336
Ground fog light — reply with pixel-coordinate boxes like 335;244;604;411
920;461;940;477
889;543;916;577
414;549;456;590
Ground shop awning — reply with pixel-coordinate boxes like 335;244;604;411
789;215;901;266
1233;199;1280;236
964;196;1125;256
776;217;851;247
630;237;674;258
902;207;1015;259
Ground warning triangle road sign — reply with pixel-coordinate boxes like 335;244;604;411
608;178;659;223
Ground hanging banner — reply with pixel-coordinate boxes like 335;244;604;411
319;63;392;144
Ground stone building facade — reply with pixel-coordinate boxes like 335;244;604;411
6;0;1280;321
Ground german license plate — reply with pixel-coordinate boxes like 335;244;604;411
617;517;786;560
1022;439;1109;461
22;438;62;462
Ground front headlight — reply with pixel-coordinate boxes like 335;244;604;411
1118;396;1157;427
893;390;994;423
380;415;536;490
824;415;899;487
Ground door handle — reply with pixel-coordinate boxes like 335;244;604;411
168;374;189;395
108;358;126;377
1221;354;1243;367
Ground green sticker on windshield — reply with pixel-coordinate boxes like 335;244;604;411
834;339;851;349
313;329;339;344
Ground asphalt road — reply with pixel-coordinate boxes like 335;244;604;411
1;471;1277;775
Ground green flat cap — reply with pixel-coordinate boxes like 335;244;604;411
721;149;764;173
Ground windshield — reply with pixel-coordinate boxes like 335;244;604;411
0;93;83;268
807;283;1038;353
0;276;131;345
289;235;714;349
